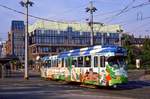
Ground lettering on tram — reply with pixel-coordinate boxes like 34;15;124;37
40;45;128;87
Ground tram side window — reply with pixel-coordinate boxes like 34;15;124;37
78;57;83;67
62;58;64;67
44;61;47;67
51;60;54;67
100;56;105;67
51;60;53;67
47;60;51;67
56;59;58;67
58;59;64;67
52;60;57;67
84;56;91;67
58;59;61;67
94;56;98;67
65;58;69;67
72;58;77;67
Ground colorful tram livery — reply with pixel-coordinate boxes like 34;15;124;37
40;45;128;87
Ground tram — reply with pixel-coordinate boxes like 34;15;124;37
40;45;128;87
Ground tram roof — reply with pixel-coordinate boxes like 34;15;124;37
41;55;58;61
41;56;49;61
60;45;124;54
41;45;127;61
58;45;126;58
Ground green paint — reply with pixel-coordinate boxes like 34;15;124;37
59;75;65;81
67;75;71;81
106;65;116;79
84;81;98;85
109;76;128;86
105;65;128;86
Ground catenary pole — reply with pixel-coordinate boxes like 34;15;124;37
20;0;34;79
86;1;97;46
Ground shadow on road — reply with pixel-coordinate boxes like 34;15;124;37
95;80;150;90
114;80;150;90
60;80;150;91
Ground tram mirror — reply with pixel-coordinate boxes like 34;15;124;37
100;56;105;67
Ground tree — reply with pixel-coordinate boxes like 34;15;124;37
140;38;150;68
121;34;144;69
122;34;135;65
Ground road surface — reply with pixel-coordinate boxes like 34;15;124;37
0;70;150;99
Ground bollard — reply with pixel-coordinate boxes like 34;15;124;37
136;59;140;69
0;64;4;79
0;64;2;78
0;65;5;79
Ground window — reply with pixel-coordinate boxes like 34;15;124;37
84;56;91;67
107;56;126;68
94;56;98;67
100;56;105;67
52;60;58;67
46;60;51;67
72;57;77;67
61;58;64;67
78;57;83;67
65;58;69;67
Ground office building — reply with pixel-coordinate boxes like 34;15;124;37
7;20;25;63
29;21;123;61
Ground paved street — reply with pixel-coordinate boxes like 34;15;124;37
0;70;150;99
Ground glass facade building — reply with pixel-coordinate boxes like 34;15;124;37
11;20;25;62
29;21;122;61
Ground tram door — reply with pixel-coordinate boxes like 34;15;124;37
99;56;106;85
64;57;72;80
93;56;105;71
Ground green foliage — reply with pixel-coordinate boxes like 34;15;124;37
140;39;150;68
122;35;135;65
122;34;150;69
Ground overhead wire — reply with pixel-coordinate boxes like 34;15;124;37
105;0;136;23
0;3;76;23
0;1;150;32
105;1;150;23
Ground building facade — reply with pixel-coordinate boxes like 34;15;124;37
29;21;123;61
0;42;2;57
5;32;12;56
0;41;7;58
7;20;25;62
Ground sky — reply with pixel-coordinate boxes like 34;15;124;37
0;0;150;41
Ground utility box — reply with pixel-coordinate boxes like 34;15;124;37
136;59;140;69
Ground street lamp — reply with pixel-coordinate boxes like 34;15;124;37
20;0;34;79
86;1;97;46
